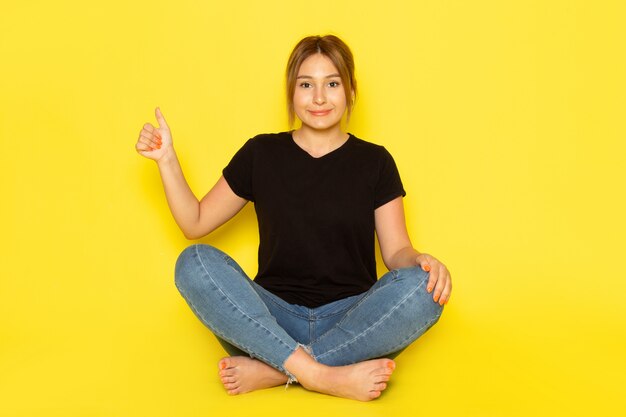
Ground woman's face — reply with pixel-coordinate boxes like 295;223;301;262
293;53;348;132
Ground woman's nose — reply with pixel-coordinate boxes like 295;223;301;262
313;88;326;105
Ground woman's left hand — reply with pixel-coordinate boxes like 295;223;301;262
416;253;452;306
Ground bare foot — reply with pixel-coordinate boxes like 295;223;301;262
217;356;288;395
299;358;395;401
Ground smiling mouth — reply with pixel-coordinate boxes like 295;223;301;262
309;109;332;116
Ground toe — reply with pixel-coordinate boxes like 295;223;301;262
369;390;382;400
376;366;394;377
220;375;237;384
375;373;391;383
373;369;392;380
218;358;231;370
223;382;240;391
219;368;238;378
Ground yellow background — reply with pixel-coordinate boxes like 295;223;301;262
1;0;625;416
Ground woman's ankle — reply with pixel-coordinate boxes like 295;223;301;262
283;346;326;385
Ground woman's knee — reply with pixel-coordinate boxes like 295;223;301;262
174;243;224;290
392;266;429;290
394;266;444;324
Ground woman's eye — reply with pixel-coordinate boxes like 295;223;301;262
329;81;340;87
300;82;312;88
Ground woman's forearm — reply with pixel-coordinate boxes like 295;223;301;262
156;148;200;239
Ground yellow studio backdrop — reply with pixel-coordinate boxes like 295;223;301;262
1;0;625;416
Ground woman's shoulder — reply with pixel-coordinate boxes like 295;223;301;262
232;131;291;154
248;131;291;143
347;133;392;157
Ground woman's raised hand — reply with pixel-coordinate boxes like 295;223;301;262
135;107;173;162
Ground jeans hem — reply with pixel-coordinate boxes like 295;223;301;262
282;343;316;389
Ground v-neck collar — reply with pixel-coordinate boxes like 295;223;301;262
288;130;354;160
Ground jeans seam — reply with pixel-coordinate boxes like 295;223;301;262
334;277;397;323
306;274;399;347
309;310;314;344
314;301;361;319
191;245;296;372
315;276;425;362
175;280;288;372
220;251;308;321
256;290;310;320
380;309;443;356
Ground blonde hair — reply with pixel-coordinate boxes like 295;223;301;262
285;35;357;127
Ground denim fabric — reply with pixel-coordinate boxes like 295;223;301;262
174;244;443;375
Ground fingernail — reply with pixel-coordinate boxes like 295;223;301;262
427;287;432;293
424;265;431;272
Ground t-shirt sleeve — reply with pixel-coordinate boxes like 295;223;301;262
222;138;255;201
374;147;406;209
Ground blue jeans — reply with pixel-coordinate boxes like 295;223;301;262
174;244;443;378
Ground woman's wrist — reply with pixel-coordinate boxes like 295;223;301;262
387;246;421;270
156;145;177;167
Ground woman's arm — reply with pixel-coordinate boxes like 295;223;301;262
375;197;452;305
136;107;248;240
157;153;247;239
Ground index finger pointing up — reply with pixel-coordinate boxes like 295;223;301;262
155;107;169;129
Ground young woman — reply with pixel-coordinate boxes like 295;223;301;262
135;35;452;401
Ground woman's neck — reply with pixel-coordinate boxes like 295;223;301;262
292;126;349;158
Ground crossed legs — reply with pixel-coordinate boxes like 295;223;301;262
174;244;443;401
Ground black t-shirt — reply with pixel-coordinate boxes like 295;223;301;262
222;131;406;308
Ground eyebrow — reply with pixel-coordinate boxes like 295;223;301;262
296;73;341;79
